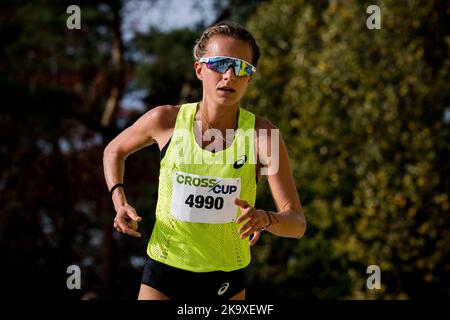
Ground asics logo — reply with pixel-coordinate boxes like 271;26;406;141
217;282;230;295
233;155;247;169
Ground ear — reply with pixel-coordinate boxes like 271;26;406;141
194;61;204;82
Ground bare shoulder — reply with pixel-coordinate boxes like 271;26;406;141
255;116;278;135
128;104;180;149
145;104;180;148
143;104;180;130
104;105;180;156
254;116;279;170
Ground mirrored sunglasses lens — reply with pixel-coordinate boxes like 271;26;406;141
235;60;253;76
208;59;233;73
207;58;253;76
234;60;244;76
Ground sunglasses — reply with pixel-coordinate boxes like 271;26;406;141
198;56;256;77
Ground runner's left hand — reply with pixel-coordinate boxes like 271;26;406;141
234;198;267;246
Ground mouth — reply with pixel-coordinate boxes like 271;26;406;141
217;86;236;93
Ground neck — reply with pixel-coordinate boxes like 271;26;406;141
198;99;239;132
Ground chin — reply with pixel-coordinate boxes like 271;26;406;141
215;94;241;105
215;99;239;108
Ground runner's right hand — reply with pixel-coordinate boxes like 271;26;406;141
113;204;142;237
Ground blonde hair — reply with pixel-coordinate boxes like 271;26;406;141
193;21;261;67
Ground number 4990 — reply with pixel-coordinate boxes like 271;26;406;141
185;194;224;210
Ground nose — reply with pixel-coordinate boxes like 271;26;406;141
222;65;236;80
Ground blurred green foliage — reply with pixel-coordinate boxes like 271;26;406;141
243;0;449;299
0;0;448;300
132;27;202;106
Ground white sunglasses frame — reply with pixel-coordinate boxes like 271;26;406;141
198;56;257;75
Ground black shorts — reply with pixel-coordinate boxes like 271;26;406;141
141;257;246;301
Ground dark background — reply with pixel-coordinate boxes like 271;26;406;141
0;0;448;300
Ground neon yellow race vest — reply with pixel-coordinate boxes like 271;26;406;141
147;102;257;272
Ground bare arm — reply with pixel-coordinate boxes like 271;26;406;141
103;105;178;237
263;131;306;238
235;118;306;241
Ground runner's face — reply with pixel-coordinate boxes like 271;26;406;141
194;36;254;106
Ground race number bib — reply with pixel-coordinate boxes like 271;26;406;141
170;171;241;224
